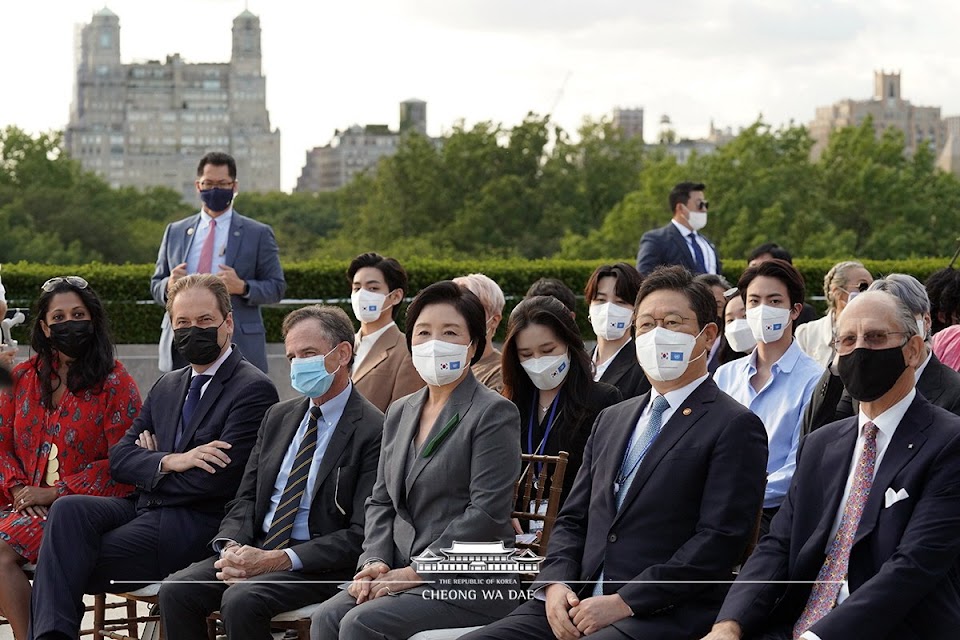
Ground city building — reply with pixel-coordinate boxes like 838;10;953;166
66;8;281;202
295;99;433;193
809;70;945;159
612;107;644;141
937;116;960;177
646;115;735;164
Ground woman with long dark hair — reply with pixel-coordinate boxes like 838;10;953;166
0;276;140;639
502;295;621;510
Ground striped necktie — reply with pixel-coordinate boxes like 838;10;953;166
688;232;707;273
793;422;879;638
262;406;323;550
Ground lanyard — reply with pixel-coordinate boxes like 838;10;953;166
527;392;561;477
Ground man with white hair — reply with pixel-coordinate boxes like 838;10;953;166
453;273;505;392
703;289;960;640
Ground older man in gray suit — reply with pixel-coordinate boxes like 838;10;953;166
150;151;285;372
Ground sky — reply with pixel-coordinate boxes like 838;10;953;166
3;0;960;192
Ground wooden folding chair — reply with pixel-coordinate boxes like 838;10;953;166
93;583;163;640
205;603;319;640
513;451;570;562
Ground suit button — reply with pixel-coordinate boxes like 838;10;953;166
608;533;618;543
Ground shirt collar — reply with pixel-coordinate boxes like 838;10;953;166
192;345;233;379
651;373;710;411
746;338;803;375
671;219;694;237
199;208;233;228
858;387;916;439
312;381;352;424
358;321;395;346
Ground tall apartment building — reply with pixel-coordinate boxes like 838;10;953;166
612;107;644;141
66;8;281;202
295;99;430;193
809;70;945;159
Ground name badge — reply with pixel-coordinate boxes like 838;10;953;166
528;500;548;532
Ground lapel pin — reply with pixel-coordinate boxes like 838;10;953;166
908;443;914;449
682;408;692;416
234;230;240;236
186;228;194;235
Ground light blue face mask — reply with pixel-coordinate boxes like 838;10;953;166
290;346;340;398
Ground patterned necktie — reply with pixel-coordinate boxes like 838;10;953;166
793;422;879;639
688;232;707;273
197;218;217;273
176;374;211;449
262;406;323;550
593;395;670;596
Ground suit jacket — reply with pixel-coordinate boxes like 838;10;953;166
533;378;767;637
216;388;384;575
150;210;286;372
803;353;960;437
359;372;520;613
351;324;425;412
719;394;960;639
109;348;279;574
595;339;651;400
635;222;721;277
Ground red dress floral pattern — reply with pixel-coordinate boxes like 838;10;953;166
0;357;141;562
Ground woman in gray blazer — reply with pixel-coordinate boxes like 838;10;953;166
311;281;521;640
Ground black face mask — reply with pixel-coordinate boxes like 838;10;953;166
838;344;908;402
49;320;95;358
173;321;225;366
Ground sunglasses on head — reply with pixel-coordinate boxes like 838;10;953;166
41;276;89;293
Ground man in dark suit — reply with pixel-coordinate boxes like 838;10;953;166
29;275;278;640
158;305;384;639
151;151;285;373
464;266;768;640
635;182;722;277
702;290;960;640
801;273;960;437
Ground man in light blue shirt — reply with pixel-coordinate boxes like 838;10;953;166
714;259;823;535
158;305;384;640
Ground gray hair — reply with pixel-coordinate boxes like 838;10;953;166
868;274;930;316
694;273;733;291
843;290;918;342
824;260;865;311
282;305;356;362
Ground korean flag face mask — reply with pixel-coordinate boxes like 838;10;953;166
351;288;389;324
411;339;470;387
746;304;792;344
634;326;705;382
589;302;633;341
521;352;571;391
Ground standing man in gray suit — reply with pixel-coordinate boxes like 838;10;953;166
151;151;285;372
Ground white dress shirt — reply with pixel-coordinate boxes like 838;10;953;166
801;387;916;640
186;208;233;275
671;219;717;274
352;321;395;374
592;341;629;382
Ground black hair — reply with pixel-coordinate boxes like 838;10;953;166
584;263;643;307
669;181;706;215
737;258;806;308
347;252;409;320
747;242;793;264
196;151;237;179
31;281;115;410
635;265;717;331
404;281;486;366
926;267;960;334
525;278;576;314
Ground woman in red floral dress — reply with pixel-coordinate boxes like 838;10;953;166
0;276;141;639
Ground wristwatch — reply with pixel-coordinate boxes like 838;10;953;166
242;282;250;297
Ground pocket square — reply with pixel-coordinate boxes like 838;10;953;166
884;487;910;508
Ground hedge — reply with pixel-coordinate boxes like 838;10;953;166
1;258;953;344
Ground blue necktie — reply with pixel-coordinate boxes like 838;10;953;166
688;233;708;273
176;374;211;448
593;395;669;597
262;406;323;550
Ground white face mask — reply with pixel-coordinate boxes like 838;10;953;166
635;326;705;382
684;206;708;231
351;289;389;324
520;352;571;391
411;339;470;387
589;302;633;341
724;318;757;353
746;304;792;344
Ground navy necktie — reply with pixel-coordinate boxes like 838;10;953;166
176;374;211;448
262;406;323;550
688;233;708;273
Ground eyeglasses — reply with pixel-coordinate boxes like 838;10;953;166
693;201;709;211
197;180;236;190
635;314;693;334
41;276;88;292
833;331;909;355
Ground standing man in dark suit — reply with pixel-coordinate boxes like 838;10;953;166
636;181;721;277
703;290;960;640
158;305;384;640
29;275;278;640
151;151;285;373
464;266;768;640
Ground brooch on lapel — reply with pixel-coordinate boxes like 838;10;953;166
421;413;461;458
